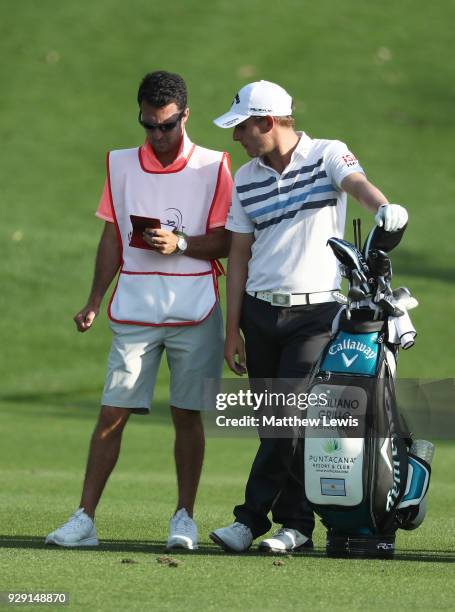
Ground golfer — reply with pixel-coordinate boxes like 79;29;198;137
210;80;408;553
46;71;232;550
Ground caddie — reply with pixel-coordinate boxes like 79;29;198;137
45;71;232;551
209;80;408;553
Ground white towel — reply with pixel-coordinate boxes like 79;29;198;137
388;310;417;349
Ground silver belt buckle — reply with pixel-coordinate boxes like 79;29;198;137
271;291;292;307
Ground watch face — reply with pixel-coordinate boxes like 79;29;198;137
177;236;187;252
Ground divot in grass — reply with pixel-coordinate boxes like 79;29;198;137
156;556;182;567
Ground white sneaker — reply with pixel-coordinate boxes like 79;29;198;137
210;522;253;552
166;508;198;550
259;528;313;553
45;508;98;547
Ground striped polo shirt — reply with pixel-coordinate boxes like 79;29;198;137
226;132;364;294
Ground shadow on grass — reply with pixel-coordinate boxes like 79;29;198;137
0;392;171;423
1;536;454;563
0;389;101;406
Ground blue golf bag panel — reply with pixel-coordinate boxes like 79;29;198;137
321;331;380;375
397;455;431;509
304;311;410;535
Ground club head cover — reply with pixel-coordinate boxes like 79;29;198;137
327;237;370;280
362;223;407;258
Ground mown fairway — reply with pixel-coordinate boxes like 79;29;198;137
1;403;454;611
1;0;454;610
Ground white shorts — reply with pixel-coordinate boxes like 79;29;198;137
101;303;224;413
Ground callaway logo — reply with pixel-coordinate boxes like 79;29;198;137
233;93;240;105
329;339;377;360
380;437;392;472
341;353;359;368
386;436;402;512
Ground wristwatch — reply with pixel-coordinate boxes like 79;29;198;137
174;231;188;255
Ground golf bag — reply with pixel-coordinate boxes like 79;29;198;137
302;224;433;558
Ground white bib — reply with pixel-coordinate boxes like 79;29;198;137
107;145;225;325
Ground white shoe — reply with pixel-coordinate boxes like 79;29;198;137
259;528;313;553
45;508;98;547
166;508;198;550
210;522;253;552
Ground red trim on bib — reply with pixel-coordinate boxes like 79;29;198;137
120;270;213;277
206;152;228;231
138;144;196;174
213;259;226;276
106;151;126;325
106;152;124;258
205;152;228;300
108;299;217;328
211;261;219;300
107;272;121;323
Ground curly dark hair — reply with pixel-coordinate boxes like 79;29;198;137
137;71;188;110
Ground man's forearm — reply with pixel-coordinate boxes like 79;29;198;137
184;228;231;260
341;173;388;213
226;233;253;333
355;183;388;213
226;264;248;333
143;227;230;259
87;224;122;308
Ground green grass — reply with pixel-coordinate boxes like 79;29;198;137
1;0;454;387
1;403;454;612
1;0;454;610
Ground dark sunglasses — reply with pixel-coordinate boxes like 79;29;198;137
138;110;185;132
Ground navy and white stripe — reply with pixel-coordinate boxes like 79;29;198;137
236;157;338;231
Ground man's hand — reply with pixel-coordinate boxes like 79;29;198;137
224;329;247;376
142;228;179;255
73;221;120;333
74;305;99;332
374;203;408;231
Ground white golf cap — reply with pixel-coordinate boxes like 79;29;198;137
213;80;293;128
